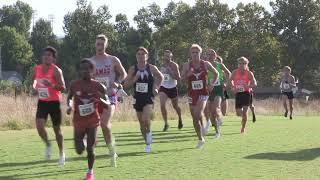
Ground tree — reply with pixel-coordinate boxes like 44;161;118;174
0;1;33;37
0;26;34;74
29;18;58;62
271;0;320;89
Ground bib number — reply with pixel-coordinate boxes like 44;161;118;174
96;77;110;88
192;80;204;90
236;85;245;92
79;103;95;117
136;83;148;93
38;88;49;99
163;74;170;82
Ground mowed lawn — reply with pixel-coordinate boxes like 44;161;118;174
0;116;319;180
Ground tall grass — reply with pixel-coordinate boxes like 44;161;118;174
0;94;319;130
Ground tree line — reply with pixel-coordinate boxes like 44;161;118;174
0;0;320;92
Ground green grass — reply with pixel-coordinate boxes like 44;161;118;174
0;116;319;180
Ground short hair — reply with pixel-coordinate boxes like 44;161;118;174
80;58;94;70
237;56;249;64
164;50;173;58
190;44;203;54
96;34;108;44
283;66;291;73
44;46;57;58
137;47;149;54
208;49;217;55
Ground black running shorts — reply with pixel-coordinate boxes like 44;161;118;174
235;92;251;109
36;100;62;126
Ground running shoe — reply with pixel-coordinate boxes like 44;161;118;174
45;144;52;160
178;120;183;130
86;172;94;180
196;139;205;149
58;152;65;166
163;124;169;132
144;144;151;153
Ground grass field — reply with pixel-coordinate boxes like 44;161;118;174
0;115;319;180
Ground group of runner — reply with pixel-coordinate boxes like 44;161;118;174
32;34;297;180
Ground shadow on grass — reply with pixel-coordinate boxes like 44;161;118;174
0;168;84;180
244;148;320;161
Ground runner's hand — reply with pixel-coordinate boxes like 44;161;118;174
43;79;52;87
66;107;72;115
187;68;194;77
111;82;120;89
153;88;159;96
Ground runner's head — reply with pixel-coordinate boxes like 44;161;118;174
79;58;94;80
190;44;202;61
42;46;57;65
95;34;108;55
163;50;173;63
207;49;217;62
237;57;249;70
283;66;291;76
216;56;223;64
136;47;149;64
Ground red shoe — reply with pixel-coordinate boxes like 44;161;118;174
86;172;94;180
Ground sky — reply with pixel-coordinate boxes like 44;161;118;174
0;0;271;37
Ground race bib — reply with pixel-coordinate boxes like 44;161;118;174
136;83;148;93
283;83;290;89
163;74;170;82
96;77;110;88
38;88;49;99
236;85;245;92
79;103;95;117
192;80;203;90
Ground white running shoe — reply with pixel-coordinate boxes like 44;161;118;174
144;144;151;153
111;153;118;167
45;144;52;160
214;133;221;139
196;139;205;149
204;120;211;135
146;132;152;145
59;152;65;166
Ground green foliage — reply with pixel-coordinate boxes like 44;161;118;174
29;18;58;62
0;1;33;37
0;26;34;75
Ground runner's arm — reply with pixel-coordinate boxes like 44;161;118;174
228;70;236;89
97;83;110;109
290;76;297;87
150;65;164;91
205;61;219;86
53;67;66;91
66;82;74;111
221;63;231;80
114;57;127;84
170;62;181;81
248;71;257;88
123;66;137;89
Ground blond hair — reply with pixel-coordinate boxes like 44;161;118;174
237;56;249;64
190;44;203;54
